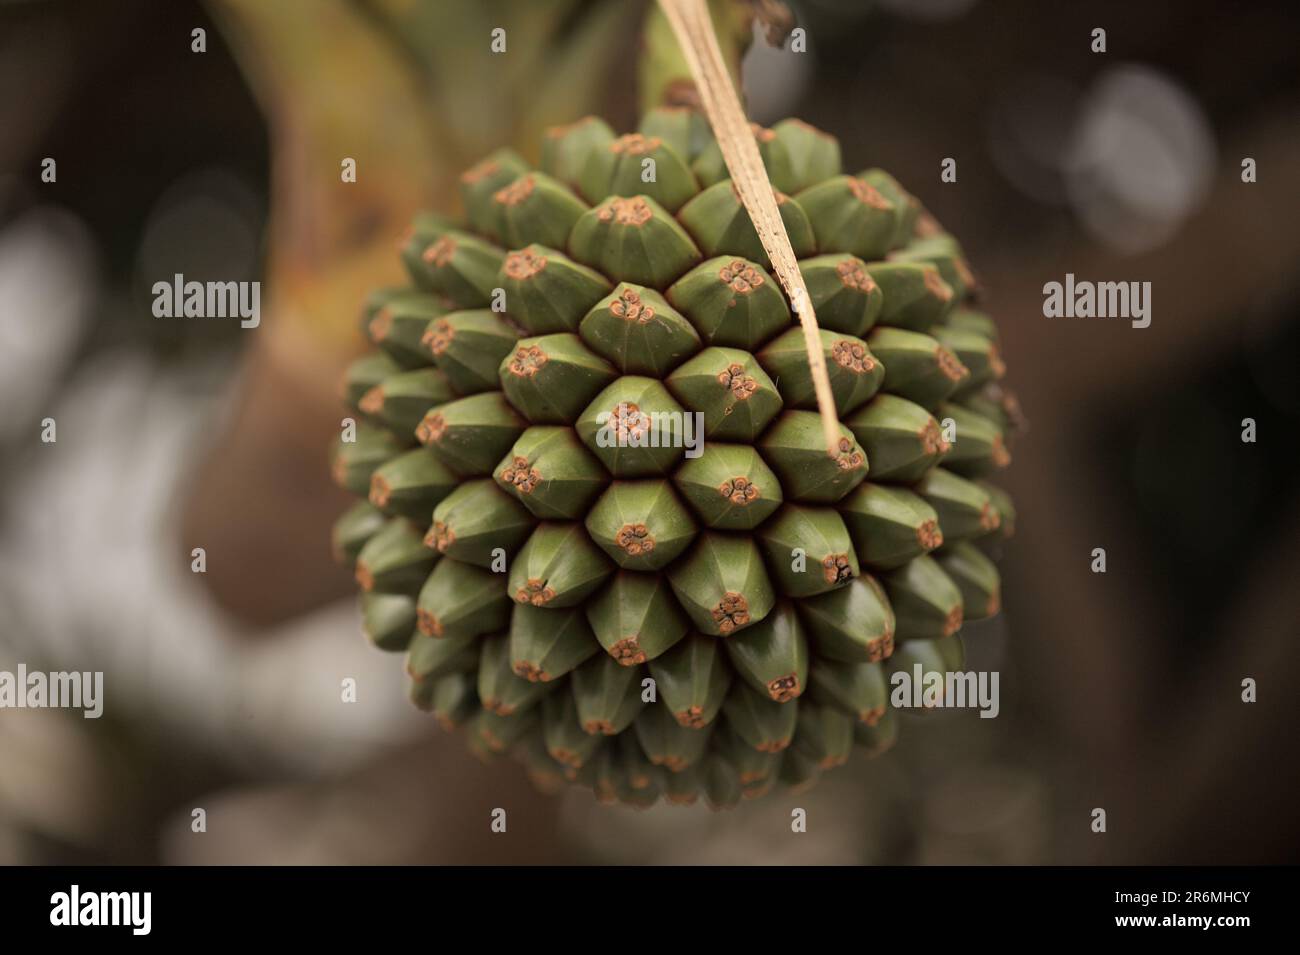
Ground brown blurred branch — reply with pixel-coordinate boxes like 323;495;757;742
185;0;640;625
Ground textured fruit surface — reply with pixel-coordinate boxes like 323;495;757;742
333;111;1018;808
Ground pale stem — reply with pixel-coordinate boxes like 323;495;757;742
657;0;841;456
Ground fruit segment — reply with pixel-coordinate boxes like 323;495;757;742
354;518;437;596
838;483;943;570
723;602;810;701
370;447;459;522
844;393;948;483
757;327;884;415
647;633;732;728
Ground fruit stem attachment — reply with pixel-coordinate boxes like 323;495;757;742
656;0;841;457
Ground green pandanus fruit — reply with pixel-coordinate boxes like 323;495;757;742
331;2;1018;809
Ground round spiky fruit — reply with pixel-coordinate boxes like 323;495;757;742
332;110;1019;808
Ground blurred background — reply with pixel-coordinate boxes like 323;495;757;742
1;0;1297;865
